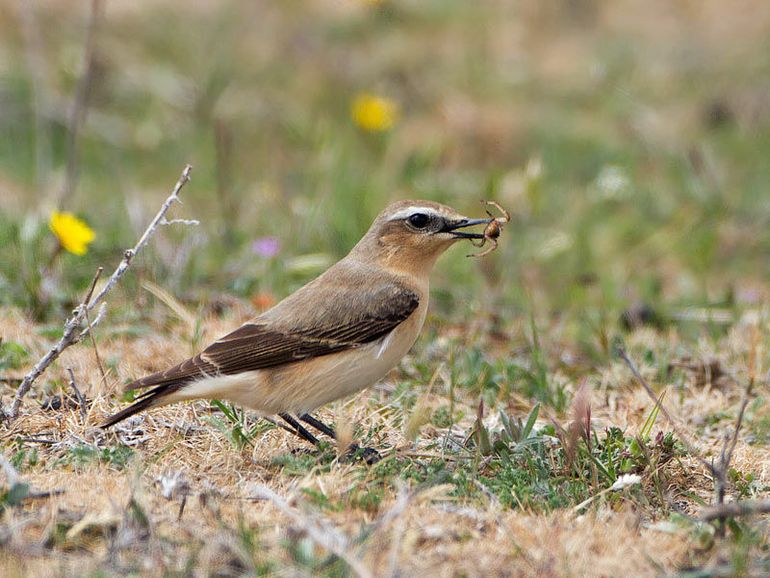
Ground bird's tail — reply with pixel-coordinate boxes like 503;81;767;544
100;385;173;428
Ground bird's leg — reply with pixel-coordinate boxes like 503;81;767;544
279;413;320;446
299;413;336;438
299;413;381;464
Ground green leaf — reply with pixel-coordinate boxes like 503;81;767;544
474;421;493;456
522;403;541;439
640;389;665;439
2;482;30;508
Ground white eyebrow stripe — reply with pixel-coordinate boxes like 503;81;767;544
387;206;443;221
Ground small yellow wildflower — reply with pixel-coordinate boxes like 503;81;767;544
49;211;95;256
351;93;398;132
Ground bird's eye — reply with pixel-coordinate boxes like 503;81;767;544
407;213;430;229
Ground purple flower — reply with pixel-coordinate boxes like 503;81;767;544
252;236;281;258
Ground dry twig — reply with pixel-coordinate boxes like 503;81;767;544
378;485;412;577
617;348;714;475
718;375;755;499
249;484;373;578
618;346;756;535
66;368;88;422
16;0;52;194
359;484;415;541
58;0;105;208
1;165;194;422
700;499;770;522
81;266;108;385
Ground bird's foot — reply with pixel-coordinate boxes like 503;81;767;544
343;443;381;465
289;446;317;457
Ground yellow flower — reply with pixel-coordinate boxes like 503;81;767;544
351;93;398;132
49;211;95;256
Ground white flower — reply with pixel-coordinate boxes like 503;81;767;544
611;474;642;491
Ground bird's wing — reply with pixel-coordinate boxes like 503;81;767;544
126;283;419;392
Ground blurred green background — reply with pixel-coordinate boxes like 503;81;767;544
2;0;770;342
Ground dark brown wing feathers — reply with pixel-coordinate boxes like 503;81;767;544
124;284;419;396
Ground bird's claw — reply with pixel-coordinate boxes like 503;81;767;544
343;443;382;465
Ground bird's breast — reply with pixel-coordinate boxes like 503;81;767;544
266;294;429;414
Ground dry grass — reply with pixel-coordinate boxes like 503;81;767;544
1;302;768;577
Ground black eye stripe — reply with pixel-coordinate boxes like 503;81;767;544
407;213;430;228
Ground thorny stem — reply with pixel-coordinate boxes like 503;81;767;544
1;165;194;422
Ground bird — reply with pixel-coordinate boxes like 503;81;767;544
101;200;491;460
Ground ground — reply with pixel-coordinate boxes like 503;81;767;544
1;1;770;576
1;303;768;576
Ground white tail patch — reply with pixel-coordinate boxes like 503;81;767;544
167;371;263;405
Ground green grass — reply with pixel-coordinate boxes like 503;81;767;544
1;2;770;327
60;444;135;470
207;399;275;449
0;339;30;370
272;407;679;516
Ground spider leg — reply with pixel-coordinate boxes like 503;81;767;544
469;237;498;258
484;200;510;223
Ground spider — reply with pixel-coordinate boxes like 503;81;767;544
467;200;510;258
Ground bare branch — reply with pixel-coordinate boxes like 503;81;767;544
160;218;200;226
618;346;762;535
712;369;756;536
80;302;107;339
700;500;770;522
721;376;754;484
84;304;107;385
87;165;193;308
2;165;194;421
83;266;103;305
82;266;107;384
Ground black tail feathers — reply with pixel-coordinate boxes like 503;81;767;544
100;386;169;428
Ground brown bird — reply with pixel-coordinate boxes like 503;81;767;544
102;200;491;460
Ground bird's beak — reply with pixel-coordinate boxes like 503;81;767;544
440;217;490;239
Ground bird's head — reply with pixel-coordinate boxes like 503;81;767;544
351;200;491;275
